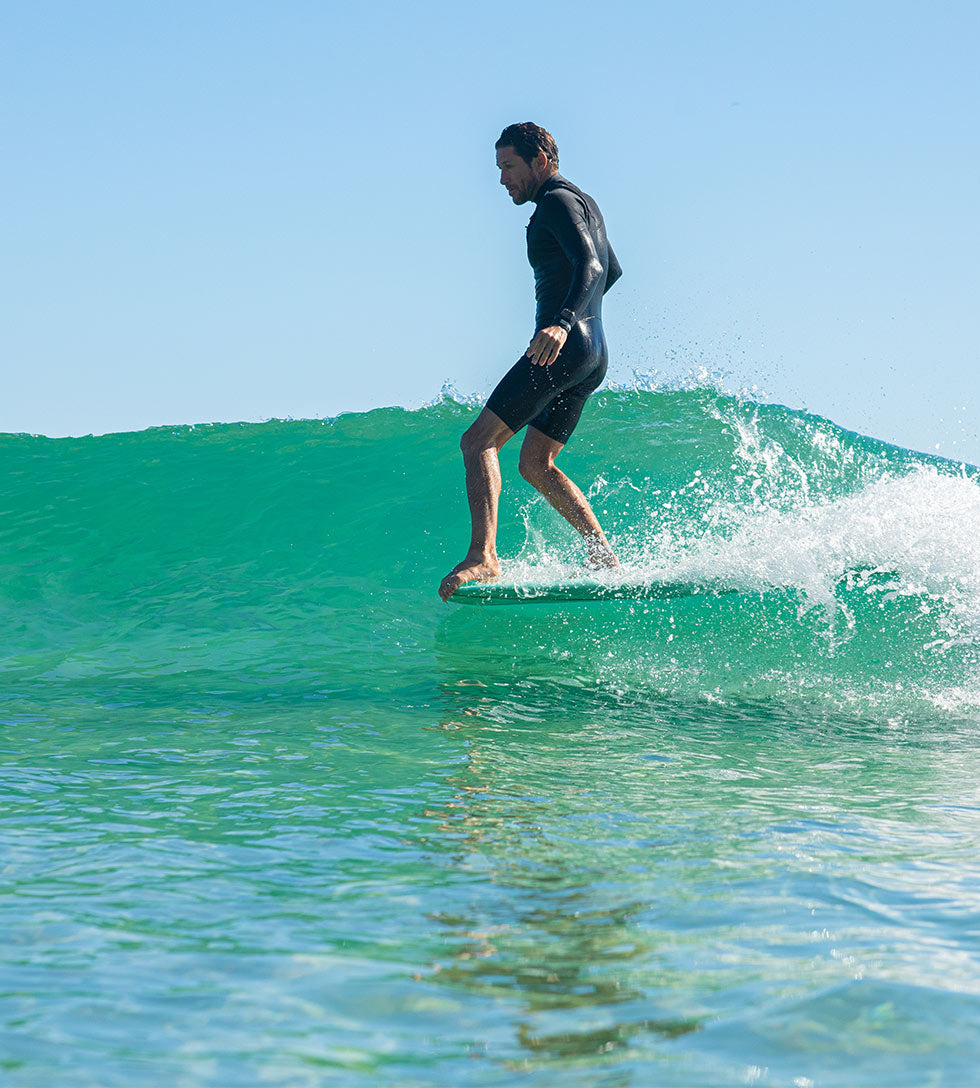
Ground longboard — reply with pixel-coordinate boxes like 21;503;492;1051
451;578;739;605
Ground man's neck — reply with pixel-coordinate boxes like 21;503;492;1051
531;168;561;203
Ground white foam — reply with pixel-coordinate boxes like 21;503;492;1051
663;469;980;611
511;467;980;639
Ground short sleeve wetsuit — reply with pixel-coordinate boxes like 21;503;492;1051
485;173;622;445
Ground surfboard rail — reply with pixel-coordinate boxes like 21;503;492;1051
451;578;738;605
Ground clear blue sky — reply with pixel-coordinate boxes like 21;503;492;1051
4;1;978;461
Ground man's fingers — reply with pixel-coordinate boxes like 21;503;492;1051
525;336;546;366
538;340;559;366
526;328;566;366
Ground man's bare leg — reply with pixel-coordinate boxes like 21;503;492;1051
439;408;515;601
518;427;618;568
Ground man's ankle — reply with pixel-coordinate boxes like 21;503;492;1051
466;550;497;565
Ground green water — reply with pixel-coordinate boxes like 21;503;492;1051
3;389;980;1085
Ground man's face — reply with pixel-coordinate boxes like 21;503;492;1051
496;146;542;205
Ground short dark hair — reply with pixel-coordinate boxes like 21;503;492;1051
495;122;559;168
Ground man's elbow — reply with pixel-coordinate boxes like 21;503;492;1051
583;257;603;288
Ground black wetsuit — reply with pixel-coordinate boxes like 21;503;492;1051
486;173;622;444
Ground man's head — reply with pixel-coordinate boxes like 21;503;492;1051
495;122;559;205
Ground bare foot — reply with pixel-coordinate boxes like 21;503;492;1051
438;556;501;601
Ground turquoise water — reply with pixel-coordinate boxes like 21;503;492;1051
3;388;980;1086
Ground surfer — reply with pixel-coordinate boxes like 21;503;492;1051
439;122;622;601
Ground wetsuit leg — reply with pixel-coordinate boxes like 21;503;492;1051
529;352;608;443
485;321;608;445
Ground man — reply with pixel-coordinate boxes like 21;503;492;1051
438;122;622;602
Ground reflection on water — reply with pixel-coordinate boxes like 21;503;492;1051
409;653;980;1082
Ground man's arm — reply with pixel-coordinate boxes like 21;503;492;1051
540;190;604;331
526;190;620;367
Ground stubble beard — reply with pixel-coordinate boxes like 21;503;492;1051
512;179;535;205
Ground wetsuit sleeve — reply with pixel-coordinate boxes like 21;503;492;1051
604;242;622;293
540;190;604;330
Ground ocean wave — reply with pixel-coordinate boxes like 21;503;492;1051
2;386;978;712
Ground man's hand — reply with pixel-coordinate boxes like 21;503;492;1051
525;325;568;367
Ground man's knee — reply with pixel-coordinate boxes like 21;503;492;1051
461;416;512;459
461;426;500;462
519;451;551;487
460;409;514;461
460;427;483;459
